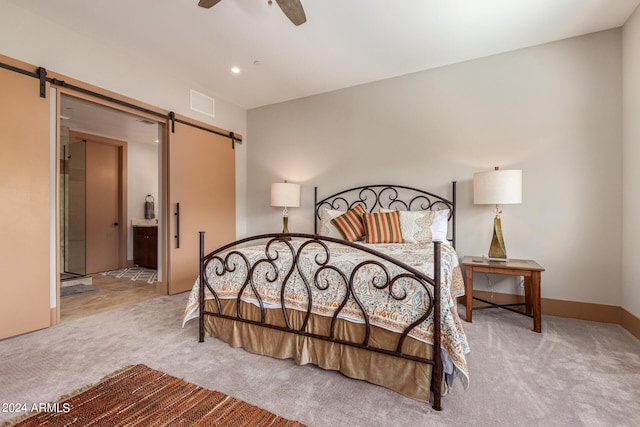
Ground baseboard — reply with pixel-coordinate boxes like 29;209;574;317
155;280;167;295
468;290;640;340
541;297;621;324
50;306;59;326
621;308;640;340
470;290;525;307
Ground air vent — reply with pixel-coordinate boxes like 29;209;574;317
190;89;215;118
136;118;156;125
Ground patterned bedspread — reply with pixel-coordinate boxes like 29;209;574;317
183;240;469;389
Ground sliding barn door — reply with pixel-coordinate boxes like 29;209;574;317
0;67;51;339
167;122;235;294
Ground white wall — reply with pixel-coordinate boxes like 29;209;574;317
127;141;159;260
622;6;640;319
0;2;248;238
247;30;623;307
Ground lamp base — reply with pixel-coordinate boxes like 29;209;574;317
281;215;291;241
488;216;508;261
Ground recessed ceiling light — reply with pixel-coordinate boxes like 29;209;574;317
155;139;159;144
231;66;241;74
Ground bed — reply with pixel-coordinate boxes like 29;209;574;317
182;184;469;410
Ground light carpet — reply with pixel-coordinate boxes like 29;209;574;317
0;294;639;426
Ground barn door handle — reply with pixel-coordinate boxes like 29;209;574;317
174;202;181;249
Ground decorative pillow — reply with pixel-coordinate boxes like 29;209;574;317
430;209;449;242
398;209;450;243
318;207;347;239
362;211;403;244
379;207;396;213
330;204;366;241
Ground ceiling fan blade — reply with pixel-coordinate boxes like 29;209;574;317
275;0;306;26
198;0;223;8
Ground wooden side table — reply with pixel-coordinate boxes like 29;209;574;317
461;256;545;333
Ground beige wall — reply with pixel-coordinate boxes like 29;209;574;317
623;6;640;319
247;29;623;307
0;2;248;238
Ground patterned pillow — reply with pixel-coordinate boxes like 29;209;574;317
363;211;403;244
399;209;449;243
331;204;366;241
318;207;347;239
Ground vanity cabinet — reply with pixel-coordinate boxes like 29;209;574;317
133;226;157;269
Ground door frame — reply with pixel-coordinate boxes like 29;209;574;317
58;89;166;293
68;130;128;271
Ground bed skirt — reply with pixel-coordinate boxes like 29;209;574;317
204;299;439;403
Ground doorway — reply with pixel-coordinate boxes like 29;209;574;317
62;131;127;275
59;94;162;318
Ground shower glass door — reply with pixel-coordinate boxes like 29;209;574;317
62;139;86;277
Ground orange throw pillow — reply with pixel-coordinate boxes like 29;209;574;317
363;211;403;244
331;204;366;241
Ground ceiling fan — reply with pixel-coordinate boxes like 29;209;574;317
198;0;307;26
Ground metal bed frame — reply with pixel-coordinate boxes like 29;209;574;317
198;183;456;410
314;183;456;247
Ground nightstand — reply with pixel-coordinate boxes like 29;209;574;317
461;256;545;333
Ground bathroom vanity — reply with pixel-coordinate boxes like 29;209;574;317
132;220;157;269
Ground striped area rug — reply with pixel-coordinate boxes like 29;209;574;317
11;364;305;426
100;266;157;284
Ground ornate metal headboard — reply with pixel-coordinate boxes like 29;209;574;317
314;183;456;247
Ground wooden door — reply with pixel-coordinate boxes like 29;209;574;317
0;66;51;339
85;140;121;273
167;122;235;294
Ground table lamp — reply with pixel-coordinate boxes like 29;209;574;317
473;167;522;261
270;181;300;236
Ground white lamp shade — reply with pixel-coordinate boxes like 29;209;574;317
474;169;522;205
270;182;300;208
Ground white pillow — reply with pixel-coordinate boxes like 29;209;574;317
318;207;347;239
430;210;450;242
398;209;450;243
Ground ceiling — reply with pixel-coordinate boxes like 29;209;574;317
10;0;640;110
60;96;160;146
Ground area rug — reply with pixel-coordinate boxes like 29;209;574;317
10;364;305;426
59;284;100;299
100;266;157;284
